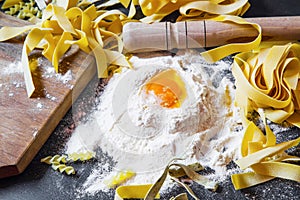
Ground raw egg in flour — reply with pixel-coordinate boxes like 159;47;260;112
142;69;187;108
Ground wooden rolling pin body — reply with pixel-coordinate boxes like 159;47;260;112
123;16;300;52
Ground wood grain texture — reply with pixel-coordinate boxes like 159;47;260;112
0;12;96;178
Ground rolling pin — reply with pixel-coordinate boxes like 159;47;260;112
122;16;300;52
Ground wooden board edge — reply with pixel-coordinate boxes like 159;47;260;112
0;56;97;179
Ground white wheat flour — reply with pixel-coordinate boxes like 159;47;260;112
66;50;244;196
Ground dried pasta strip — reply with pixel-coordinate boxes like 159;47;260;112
22;28;50;97
0;25;37;41
236;136;300;169
201;15;261;63
169;163;203;178
170;163;218;191
144;165;169;200
231;172;274;190
45;4;77;35
251;162;300;182
52;31;73;72
241;121;266;157
114;184;160;200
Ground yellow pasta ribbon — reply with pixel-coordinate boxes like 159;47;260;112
115;184;160;200
251;162;300;182
235;136;300;170
22;28;50;96
232;43;300;127
201;15;262;63
231;172;274;190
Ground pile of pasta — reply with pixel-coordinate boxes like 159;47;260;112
232;119;300;190
233;43;300;127
0;0;258;97
231;43;300;189
116;0;250;22
0;0;132;97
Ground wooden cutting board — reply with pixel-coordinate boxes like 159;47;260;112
0;13;96;178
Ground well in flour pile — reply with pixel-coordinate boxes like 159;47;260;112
66;50;243;195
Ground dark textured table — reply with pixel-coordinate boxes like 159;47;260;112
1;0;300;199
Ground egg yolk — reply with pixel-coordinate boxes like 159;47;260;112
143;69;186;108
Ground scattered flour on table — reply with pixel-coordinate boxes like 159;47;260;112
2;61;23;75
36;102;43;109
0;61;24;92
42;65;73;84
66;50;244;197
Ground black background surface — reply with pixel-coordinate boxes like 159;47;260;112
1;0;300;199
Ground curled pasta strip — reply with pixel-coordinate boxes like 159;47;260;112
51;162;76;175
201;15;261;63
114;159;217;200
40;155;68;164
232;43;300;127
40;152;95;175
41;155;75;175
